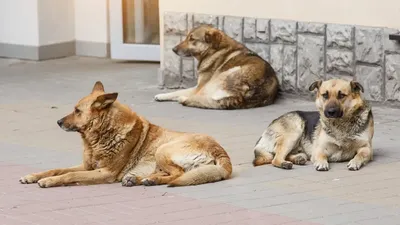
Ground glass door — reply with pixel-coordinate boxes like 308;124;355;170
109;0;160;61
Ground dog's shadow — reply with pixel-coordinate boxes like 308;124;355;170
371;148;397;164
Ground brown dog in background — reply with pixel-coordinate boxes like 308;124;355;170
155;25;279;109
253;79;374;171
19;81;232;188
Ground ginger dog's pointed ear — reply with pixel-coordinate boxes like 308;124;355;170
350;81;364;93
91;93;118;109
308;80;322;92
92;81;105;93
204;30;222;49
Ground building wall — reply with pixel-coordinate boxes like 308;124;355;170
159;10;400;104
0;0;39;46
0;0;75;60
159;0;400;64
38;0;75;46
0;0;109;60
74;0;110;57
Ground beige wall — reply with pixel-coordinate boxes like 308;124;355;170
0;0;39;46
0;0;75;46
74;0;109;43
38;0;75;46
159;0;400;62
159;0;400;29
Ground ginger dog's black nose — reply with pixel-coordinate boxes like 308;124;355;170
57;119;63;127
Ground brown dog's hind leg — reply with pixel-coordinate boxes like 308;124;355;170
121;160;156;187
141;163;184;186
178;94;219;109
141;144;185;186
154;87;196;102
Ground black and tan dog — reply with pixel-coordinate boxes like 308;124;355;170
253;79;374;171
155;25;279;109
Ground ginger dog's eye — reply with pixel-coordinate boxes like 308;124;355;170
322;92;329;100
337;91;347;100
74;108;81;114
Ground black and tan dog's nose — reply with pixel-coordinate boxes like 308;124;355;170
57;119;63;127
325;108;341;118
172;46;178;54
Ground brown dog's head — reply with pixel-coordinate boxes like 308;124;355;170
172;25;223;58
57;81;118;132
309;79;364;119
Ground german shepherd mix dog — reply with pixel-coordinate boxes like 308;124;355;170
19;82;232;188
155;25;279;109
253;79;374;171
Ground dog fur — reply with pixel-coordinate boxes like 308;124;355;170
253;79;374;171
19;81;232;188
155;25;279;110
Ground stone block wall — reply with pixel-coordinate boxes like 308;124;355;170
160;12;400;104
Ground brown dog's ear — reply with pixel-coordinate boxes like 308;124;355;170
92;81;105;93
91;93;118;109
308;80;322;92
350;81;364;93
204;30;222;49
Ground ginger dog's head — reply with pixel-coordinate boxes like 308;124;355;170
172;25;223;58
309;79;365;119
57;81;118;132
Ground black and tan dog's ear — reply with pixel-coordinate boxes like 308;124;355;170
92;81;105;93
350;81;364;93
308;80;322;92
91;93;118;109
204;29;222;49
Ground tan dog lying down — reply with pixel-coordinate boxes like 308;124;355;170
155;25;279;110
20;81;232;188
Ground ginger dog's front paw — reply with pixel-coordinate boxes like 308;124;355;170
37;177;57;188
19;174;39;184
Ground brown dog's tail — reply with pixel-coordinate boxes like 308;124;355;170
168;155;232;187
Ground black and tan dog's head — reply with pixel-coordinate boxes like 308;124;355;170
172;25;223;59
57;81;118;132
309;79;365;119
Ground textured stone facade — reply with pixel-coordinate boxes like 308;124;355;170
160;12;400;104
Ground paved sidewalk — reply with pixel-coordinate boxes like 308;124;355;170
1;57;400;225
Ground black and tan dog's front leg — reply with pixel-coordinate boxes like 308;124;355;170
154;87;196;102
36;168;115;188
311;145;330;171
19;165;85;184
347;146;373;171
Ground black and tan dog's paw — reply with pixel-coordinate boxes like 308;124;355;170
314;161;329;171
347;159;363;171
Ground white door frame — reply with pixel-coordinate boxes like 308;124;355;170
109;0;160;61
